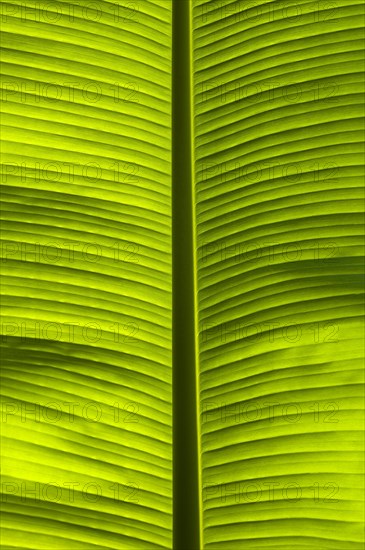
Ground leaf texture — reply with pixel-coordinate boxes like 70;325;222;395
193;0;365;548
1;0;364;548
0;1;172;548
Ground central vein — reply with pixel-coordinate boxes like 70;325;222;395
172;0;201;548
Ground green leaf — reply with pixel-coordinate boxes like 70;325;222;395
193;1;364;548
1;1;172;548
1;1;364;549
